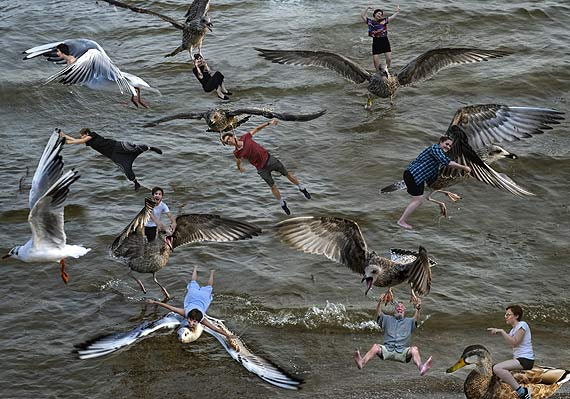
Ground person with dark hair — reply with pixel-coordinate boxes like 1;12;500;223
360;4;401;73
144;186;176;241
59;128;162;192
192;53;232;100
397;136;472;229
487;305;534;399
56;43;76;64
146;266;236;344
221;119;311;215
354;294;432;376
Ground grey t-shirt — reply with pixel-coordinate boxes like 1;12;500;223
377;313;417;353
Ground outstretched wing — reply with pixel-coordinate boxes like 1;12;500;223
275;216;368;275
226;108;327;122
185;0;210;21
447;104;565;150
99;0;184;30
255;48;372;84
204;316;303;390
75;312;184;359
396;48;511;87
390;248;437;267
443;126;534;196
23;38;100;63
45;48;135;95
143;112;207;128
172;214;262;249
110;197;156;259
398;246;432;297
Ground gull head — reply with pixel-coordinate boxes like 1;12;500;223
177;324;204;344
362;264;381;295
480;145;518;164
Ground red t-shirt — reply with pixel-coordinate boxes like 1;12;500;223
233;132;269;170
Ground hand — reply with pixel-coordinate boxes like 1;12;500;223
58;129;65;138
464;166;472;174
415;297;422;307
227;335;240;351
487;328;501;335
238;167;246;173
146;299;158;305
269;119;279;126
396;5;400;12
170;223;177;233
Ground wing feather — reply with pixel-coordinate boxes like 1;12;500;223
143;112;207;127
99;0;184;29
110;197;156;259
226;108;327;122
185;0;210;21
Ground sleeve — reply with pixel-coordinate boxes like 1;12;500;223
409;317;417;332
384;17;389;25
377;312;385;328
162;202;170;214
431;145;451;166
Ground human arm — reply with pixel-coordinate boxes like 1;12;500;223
487;326;526;347
193;60;204;79
360;6;371;23
250;119;278;136
235;156;245;173
58;130;91;145
166;212;177;233
448;161;472;174
413;298;421;322
146;299;185;316
387;4;400;22
201;318;236;340
149;213;165;231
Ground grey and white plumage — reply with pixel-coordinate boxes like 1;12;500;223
2;130;90;283
381;104;565;198
110;198;262;299
23;39;159;104
255;48;511;107
99;0;212;58
75;312;302;390
143;107;327;132
275;216;436;297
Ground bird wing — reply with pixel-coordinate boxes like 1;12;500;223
110;197;156;259
275;216;368;275
185;0;210;21
45;48;136;95
513;366;570;386
171;214;262;249
203;316;302;390
75;312;184;359
226;108;327;122
443;126;534;196
99;0;184;29
396;48;512;87
28;131;79;250
143;112;207;128
397;246;432;297
446;104;565;150
23;38;100;62
255;48;372;84
390;248;437;267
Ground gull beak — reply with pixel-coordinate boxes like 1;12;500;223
507;153;518;159
207;23;213;32
165;236;174;251
446;357;466;373
361;277;373;296
2;253;11;259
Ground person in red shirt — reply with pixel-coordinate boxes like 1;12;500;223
221;119;311;215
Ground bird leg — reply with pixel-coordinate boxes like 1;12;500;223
427;194;448;217
129;270;147;294
409;289;419;305
364;95;373;110
165;45;184;58
382;287;395;305
134;87;148;109
130;94;139;108
60;259;69;284
434;189;462;202
153;272;172;302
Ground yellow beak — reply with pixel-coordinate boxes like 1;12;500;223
446;357;466;373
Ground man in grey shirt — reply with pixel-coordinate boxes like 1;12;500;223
354;294;433;376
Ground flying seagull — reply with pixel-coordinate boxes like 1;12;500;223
256;47;511;109
3;129;91;283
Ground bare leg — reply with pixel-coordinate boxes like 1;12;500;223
220;82;229;93
384;52;392;71
129;270;147;293
286;172;300;186
397;195;424;229
270;184;282;200
191;265;198;282
354;344;382;369
60;259;69;284
208;270;215;286
152;272;171;301
372;54;381;71
493;359;524;390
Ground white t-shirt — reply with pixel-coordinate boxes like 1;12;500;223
145;201;170;227
509;321;534;359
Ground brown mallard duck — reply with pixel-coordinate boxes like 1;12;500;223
447;345;570;399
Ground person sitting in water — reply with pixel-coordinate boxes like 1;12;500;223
487;305;534;399
354;295;432;376
221;119;311;215
59;128;162;191
360;5;401;73
192;54;232;100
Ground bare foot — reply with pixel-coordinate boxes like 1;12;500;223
354;350;364;369
397;220;413;230
420;356;433;376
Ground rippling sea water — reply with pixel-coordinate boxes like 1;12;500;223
1;1;570;398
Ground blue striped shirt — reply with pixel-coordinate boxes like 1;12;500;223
406;144;451;185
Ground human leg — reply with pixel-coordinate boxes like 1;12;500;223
409;346;433;376
397;195;424;229
372;54;381;71
145;226;157;241
354;344;382;369
384;52;392;71
191;265;198;282
208;269;215;286
493;359;524;390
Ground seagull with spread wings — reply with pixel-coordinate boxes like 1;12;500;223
275;216;436;302
99;0;212;58
143;107;327;132
75;312;302;390
2;130;91;283
381;104;565;217
256;47;511;109
110;197;262;300
23;39;159;107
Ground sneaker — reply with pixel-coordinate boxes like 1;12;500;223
223;91;233;96
134;180;141;192
299;188;311;199
149;146;163;154
217;94;230;101
280;201;291;215
518;387;531;399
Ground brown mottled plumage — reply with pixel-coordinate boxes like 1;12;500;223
447;345;570;399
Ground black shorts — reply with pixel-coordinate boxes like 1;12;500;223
145;226;157;241
517;357;534;370
372;36;391;55
257;154;289;187
403;170;424;196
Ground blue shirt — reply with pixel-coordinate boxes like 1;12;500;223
407;144;451;185
377;313;416;352
183;280;213;319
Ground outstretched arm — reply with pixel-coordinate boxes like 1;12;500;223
448;161;472;174
360;6;371;23
58;130;91;145
167;212;177;232
250;119;278;136
413;298;421;322
146;299;185;316
487;326;525;347
235;156;245;173
201;318;235;339
193;60;204;79
387;5;400;22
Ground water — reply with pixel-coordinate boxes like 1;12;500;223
1;0;570;398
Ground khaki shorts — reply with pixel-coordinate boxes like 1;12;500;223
379;345;411;363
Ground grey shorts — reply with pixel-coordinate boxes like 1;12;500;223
257;154;288;187
378;345;412;363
